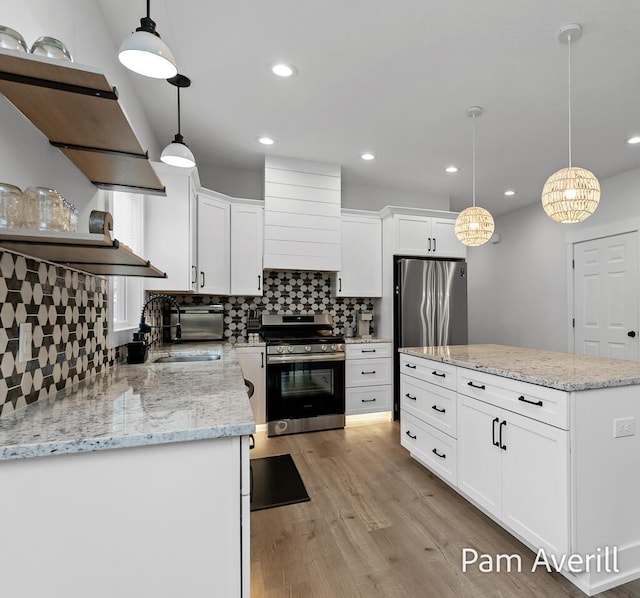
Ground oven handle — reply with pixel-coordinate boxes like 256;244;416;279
267;353;345;364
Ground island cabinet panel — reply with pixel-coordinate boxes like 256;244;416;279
400;353;457;392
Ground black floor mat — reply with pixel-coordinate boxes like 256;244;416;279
250;454;310;511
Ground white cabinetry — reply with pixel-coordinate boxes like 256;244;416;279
393;213;464;258
236;345;266;424
231;202;264;296
335;212;382;297
345;343;392;415
197;192;230;294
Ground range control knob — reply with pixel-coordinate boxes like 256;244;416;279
331;344;338;351
277;346;284;354
321;345;328;352
287;346;295;353
304;345;312;352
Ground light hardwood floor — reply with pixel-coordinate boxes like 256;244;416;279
250;421;640;598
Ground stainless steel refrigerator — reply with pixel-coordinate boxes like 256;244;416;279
394;257;468;417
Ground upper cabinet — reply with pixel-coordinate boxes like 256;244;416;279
386;210;465;259
197;192;230;295
231;202;264;296
263;157;342;271
335;212;382;297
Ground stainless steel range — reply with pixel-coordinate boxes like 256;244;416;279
262;314;345;437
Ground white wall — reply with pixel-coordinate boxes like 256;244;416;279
197;163;263;200
1;2;160;230
468;166;640;351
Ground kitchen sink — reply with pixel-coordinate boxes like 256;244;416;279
154;354;221;363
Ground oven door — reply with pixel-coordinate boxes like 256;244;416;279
266;354;345;424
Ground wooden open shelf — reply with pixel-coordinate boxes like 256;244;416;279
0;229;167;278
0;48;165;195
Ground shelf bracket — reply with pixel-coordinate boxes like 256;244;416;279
50;141;148;160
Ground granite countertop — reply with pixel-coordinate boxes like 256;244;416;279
399;344;640;391
0;342;255;461
345;337;392;344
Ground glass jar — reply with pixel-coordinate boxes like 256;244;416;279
0;26;27;52
0;183;23;229
30;36;73;62
22;187;63;231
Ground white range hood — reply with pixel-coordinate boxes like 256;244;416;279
263;156;341;271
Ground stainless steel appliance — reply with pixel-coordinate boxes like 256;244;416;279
169;304;224;341
263;314;345;437
394;257;468;417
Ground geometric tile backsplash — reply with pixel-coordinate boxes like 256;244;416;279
0;249;114;419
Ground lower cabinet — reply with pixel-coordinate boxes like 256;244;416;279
236;345;266;424
345;343;392;415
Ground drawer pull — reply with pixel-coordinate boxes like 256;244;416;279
361;398;377;403
432;371;446;378
431;405;446;413
492;417;500;447
432;448;446;459
468;381;486;390
361;370;377;375
405;393;417;400
361;349;377;353
406;430;417;440
518;395;543;407
499;420;507;451
405;363;417;369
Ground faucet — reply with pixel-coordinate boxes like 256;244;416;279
135;294;182;343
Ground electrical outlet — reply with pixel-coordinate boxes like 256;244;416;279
614;417;636;438
18;322;32;363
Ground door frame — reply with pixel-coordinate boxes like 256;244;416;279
565;218;640;354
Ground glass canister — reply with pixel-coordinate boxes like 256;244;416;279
0;26;27;52
0;182;23;228
22;187;63;231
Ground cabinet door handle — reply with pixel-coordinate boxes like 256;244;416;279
361;398;377;403
258;275;261;290
405;363;417;369
200;271;205;288
433;237;437;253
499;420;507;450
432;371;446;378
431;405;446;413
428;237;432;252
405;430;417;440
492;417;500;447
468;381;486;390
362;349;377;353
191;265;197;285
361;370;376;375
405;393;417;400
432;448;446;459
260;352;264;369
338;277;342;292
518;395;543;407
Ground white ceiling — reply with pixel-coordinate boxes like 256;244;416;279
97;0;640;217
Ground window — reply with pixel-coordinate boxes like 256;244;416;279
107;191;144;348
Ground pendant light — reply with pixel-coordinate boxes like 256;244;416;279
118;0;177;79
455;106;495;247
161;74;196;168
541;23;600;223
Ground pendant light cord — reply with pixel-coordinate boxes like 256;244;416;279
146;0;151;19
567;33;572;168
472;112;476;207
176;87;182;135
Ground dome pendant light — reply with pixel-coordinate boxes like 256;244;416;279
541;23;600;223
161;74;196;168
455;106;495;247
118;0;178;79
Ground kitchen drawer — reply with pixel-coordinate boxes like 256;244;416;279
401;374;457;438
401;410;457;486
346;358;391;387
346;343;392;359
399;353;456;391
346;385;391;415
457;369;569;430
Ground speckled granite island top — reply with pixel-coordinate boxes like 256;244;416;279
0;343;255;461
399;344;640;391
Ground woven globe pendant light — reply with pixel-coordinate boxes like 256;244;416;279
455;106;495;246
541;24;600;223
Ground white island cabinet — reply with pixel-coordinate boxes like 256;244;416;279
0;343;254;598
400;344;640;597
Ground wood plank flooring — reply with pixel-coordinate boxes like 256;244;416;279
250;421;640;598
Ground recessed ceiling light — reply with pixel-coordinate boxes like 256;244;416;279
445;166;459;173
361;153;376;161
271;63;298;78
627;136;640;145
504;190;516;197
257;136;275;145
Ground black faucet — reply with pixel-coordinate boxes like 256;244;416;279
128;294;182;364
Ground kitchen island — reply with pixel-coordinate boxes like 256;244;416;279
399;344;640;596
0;342;254;598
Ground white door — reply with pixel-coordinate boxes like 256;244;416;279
336;215;382;297
393;215;431;255
197;195;230;294
574;231;639;360
432;217;466;258
230;204;264;296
